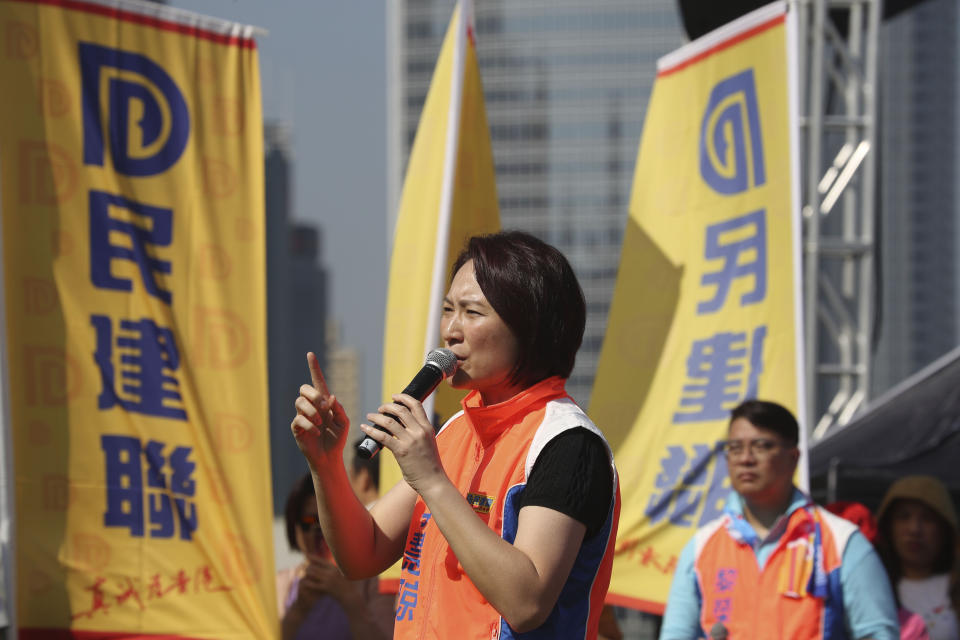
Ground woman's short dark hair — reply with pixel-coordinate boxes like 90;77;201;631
451;230;586;388
351;450;380;488
283;473;315;551
729;399;799;446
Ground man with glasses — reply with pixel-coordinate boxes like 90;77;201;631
659;400;899;640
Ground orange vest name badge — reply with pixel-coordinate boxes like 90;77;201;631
466;492;495;515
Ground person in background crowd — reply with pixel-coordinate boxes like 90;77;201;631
875;476;960;640
827;501;929;640
347;449;381;508
276;472;394;640
291;230;620;639
660;399;899;640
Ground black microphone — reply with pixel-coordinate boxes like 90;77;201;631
709;622;728;640
355;348;459;459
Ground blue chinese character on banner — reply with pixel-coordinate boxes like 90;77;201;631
744;325;767;401
169;446;197;497
101;435;197;540
89;190;173;304
673;326;767;424
102;434;145;537
143;442;197;539
698;209;767;314
643;442;731;529
645;443;712;527
91;314;187;420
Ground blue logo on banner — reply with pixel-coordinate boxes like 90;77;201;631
699;69;765;194
79;42;190;176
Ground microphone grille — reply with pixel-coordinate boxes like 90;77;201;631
426;348;459;378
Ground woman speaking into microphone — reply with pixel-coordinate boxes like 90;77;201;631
291;230;620;639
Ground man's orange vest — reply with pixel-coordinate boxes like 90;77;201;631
392;376;620;640
693;502;858;639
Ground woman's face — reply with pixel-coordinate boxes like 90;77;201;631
889;498;946;578
441;260;522;405
295;497;329;559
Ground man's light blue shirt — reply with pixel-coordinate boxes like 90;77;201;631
658;489;900;640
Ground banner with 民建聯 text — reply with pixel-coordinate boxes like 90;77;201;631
591;2;805;614
0;0;276;636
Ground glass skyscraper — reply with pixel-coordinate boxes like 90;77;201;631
872;0;959;395
388;0;686;405
265;122;329;513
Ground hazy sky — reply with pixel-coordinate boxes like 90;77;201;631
171;1;389;413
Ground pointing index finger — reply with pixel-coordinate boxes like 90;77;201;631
306;352;329;395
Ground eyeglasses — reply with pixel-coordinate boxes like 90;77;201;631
298;514;323;535
721;438;788;459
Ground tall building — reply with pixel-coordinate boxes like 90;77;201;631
388;0;686;406
872;0;959;395
265;121;329;513
325;320;363;451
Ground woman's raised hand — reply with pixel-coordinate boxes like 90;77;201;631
291;352;350;469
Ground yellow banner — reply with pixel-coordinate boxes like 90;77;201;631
590;3;803;613
0;0;275;635
379;0;500;590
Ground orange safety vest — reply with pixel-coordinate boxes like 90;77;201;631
393;376;620;640
693;502;858;640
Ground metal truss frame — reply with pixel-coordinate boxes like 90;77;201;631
795;0;880;440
